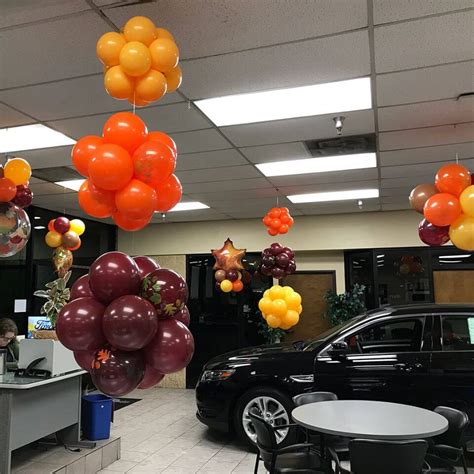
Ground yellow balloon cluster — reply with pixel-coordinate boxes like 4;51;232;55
258;285;302;330
96;16;182;107
450;185;474;251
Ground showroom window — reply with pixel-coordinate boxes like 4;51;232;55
442;316;474;351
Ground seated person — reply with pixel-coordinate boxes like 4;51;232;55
0;318;20;368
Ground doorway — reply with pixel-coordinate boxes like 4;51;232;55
433;270;474;304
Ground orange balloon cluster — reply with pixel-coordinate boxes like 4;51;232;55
409;163;474;251
262;207;294;236
96;16;182;106
71;112;182;231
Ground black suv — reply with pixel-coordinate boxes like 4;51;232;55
196;304;474;447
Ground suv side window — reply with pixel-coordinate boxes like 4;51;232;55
345;318;424;354
442;315;474;351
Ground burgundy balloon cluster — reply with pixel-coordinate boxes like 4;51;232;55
260;243;296;280
58;251;193;396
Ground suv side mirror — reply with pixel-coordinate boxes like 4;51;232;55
328;341;349;357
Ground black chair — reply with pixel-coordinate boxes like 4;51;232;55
248;411;323;474
425;406;470;474
329;438;430;474
293;391;338;407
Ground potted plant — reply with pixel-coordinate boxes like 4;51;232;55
325;283;366;326
33;271;71;340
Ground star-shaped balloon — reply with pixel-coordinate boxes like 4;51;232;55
212;238;246;272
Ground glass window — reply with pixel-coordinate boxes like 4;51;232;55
345;318;423;354
442;316;474;351
346;251;376;309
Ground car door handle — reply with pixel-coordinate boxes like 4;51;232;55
394;363;412;372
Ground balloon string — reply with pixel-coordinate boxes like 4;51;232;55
63;186;66;216
132;91;136;115
131;232;136;256
455;152;459;164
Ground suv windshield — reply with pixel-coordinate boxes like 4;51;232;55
303;314;367;351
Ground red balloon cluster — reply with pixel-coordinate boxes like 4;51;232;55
409;163;473;250
262;207;294;236
0;158;33;209
396;255;424;277
260;243;296;280
59;252;193;396
72;112;182;231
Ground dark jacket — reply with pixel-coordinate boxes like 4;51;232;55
6;339;19;363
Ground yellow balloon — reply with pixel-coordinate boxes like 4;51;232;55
119;41;151;77
70;219;85;236
104;65;135;99
128;94;151;107
165;65;182;93
266;314;281;329
258;297;273;314
124;16;156;46
271;299;288;318
449;214;474;251
96;32;126;67
297;305;303;315
135;69;167;102
45;231;62;248
220;279;233;293
285;291;302;310
264;289;270;299
269;285;284;300
155;27;175;41
4;158;31;186
282;286;293;298
149;38;179;73
282;310;300;328
460;185;474;217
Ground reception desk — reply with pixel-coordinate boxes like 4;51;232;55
0;370;89;474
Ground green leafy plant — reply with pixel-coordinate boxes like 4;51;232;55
33;271;71;328
325;283;366;326
257;318;286;344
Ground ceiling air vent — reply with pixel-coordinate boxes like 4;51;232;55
304;133;376;157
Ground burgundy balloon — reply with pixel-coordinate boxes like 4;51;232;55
54;216;70;234
89;251;141;304
56;297;106;351
102;295;158;351
226;269;239;282
73;350;96;371
140;268;188;318
418;218;450;246
270;243;283;256
133;256;160;280
174;306;190;327
282;247;295;259
260;264;273;276
262;248;273;258
91;348;145;397
287;260;296;274
70;274;93;300
214;281;222;291
138;365;164;389
276;253;290;268
262;255;275;266
145;320;194;374
12;185;33;208
271;267;286;279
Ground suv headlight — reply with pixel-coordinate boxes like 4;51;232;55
201;369;235;382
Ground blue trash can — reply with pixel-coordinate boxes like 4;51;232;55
81;394;113;441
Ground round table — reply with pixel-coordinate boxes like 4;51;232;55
292;400;448;440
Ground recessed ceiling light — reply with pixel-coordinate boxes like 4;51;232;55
288;188;379;204
194;77;372;126
166;202;209;212
0;124;76;153
34;226;46;230
55;179;85;191
34;216;41;220
256;153;376;177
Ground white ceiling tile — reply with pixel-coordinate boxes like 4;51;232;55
207;196;292;212
33;192;80;211
381;162;446;179
177;165;261;184
0;12;110;89
381;202;411;211
17;146;73;169
278;179;380;196
171;129;232;154
156;210;228;223
379;123;474;151
374;11;474;73
176;149;247;171
381;176;435;189
376;61;474;107
103;0;367;59
381;195;411;205
47;115;106;140
188;187;279;202
296;200;381;215
373;0;473;24
182;177;272;194
29;182;68;196
221;109;375;147
378;99;474;132
180;30;370;99
0;103;33;127
380;186;412;197
240;142;311;164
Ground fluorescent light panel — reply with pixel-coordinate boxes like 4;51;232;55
439;254;471;259
288;188;379;204
256;153;376;177
167;202;209;212
55;179;85;191
0;124;76;153
194;77;371;126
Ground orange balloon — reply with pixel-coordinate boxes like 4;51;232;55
147;131;177;155
279;224;289;234
4;158;31;186
48;219;55;232
112;210;152;231
435;163;471;197
128;94;151;107
423;193;462;227
71;135;103;177
262;215;272;226
123;16;156;46
267;228;278;236
88;144;133;191
96;32;126;67
164;65;182;93
0;177;16;202
135;69;167;102
115;178;157;220
269;208;281;218
119;41;152;77
78;180;116;218
149;38;179;73
152;174;182;212
155;27;174;41
132;140;176;187
103;112;147;154
232;280;244;292
68;237;82;251
104;65;134;99
270;218;281;229
45;231;62;248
